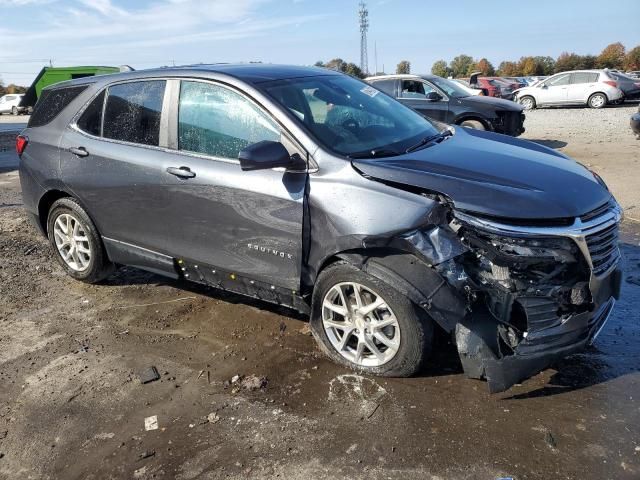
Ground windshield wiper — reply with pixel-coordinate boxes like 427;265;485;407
347;148;401;159
405;129;453;153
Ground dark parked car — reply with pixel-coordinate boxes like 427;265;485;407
632;105;640;138
18;64;621;392
366;74;525;136
607;71;640;101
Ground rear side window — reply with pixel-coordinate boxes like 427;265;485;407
28;86;88;128
371;79;396;96
178;81;279;159
77;91;105;136
103;81;166;146
571;72;599;84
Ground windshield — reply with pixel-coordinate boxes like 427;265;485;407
427;76;469;98
262;75;439;157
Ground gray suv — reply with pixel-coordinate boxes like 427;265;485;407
17;64;622;392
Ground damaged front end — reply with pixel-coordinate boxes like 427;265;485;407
445;204;622;392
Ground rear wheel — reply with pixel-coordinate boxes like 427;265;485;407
310;262;433;377
459;119;486;130
588;92;607;109
11;106;18;115
519;95;536;110
47;198;114;283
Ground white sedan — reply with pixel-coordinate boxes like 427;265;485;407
514;70;624;109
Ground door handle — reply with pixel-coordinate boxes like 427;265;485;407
69;147;89;157
166;166;196;178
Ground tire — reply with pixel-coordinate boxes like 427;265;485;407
310;261;433;377
519;95;536;110
46;197;114;283
588;92;607;109
11;106;18;115
459;119;486;130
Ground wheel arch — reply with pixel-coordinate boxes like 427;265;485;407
588;91;609;102
311;248;467;333
453;114;492;131
37;189;72;234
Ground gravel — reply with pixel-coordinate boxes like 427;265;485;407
522;103;639;145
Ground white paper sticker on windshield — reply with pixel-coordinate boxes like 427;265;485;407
360;86;379;98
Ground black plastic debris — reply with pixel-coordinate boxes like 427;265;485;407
138;366;160;384
545;431;557;449
138;450;155;460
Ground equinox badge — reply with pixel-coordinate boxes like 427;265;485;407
247;243;293;260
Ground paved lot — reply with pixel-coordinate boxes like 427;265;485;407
0;108;639;479
0;115;27;133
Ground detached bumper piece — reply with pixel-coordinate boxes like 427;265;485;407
456;295;617;393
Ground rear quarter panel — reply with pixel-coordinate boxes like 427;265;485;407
18;84;102;218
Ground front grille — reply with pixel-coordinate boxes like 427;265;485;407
580;200;615;223
586;222;620;275
495;111;526;136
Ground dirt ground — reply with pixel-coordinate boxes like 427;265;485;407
1;109;640;480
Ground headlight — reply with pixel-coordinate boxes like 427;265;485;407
589;169;609;191
462;227;577;264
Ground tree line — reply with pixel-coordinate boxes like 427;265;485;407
427;42;640;78
0;78;28;96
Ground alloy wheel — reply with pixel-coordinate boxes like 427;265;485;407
520;97;534;110
590;94;605;108
53;213;92;272
322;282;401;367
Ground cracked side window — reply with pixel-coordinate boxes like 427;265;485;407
103;81;166;146
178;81;280;159
77;90;105;137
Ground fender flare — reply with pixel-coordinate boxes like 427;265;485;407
335;250;467;332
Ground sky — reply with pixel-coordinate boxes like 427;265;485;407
0;0;639;86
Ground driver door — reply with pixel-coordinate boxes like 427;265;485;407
538;73;570;105
398;79;449;121
161;80;307;290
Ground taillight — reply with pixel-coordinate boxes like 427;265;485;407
16;135;28;156
603;80;618;88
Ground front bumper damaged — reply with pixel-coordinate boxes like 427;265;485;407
450;203;623;392
456;276;619;393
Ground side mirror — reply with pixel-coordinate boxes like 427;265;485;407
426;91;443;102
238;140;301;171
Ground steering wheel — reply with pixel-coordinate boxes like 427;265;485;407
341;118;360;133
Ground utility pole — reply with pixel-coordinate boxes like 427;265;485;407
358;1;369;75
374;41;378;75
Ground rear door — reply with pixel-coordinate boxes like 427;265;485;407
567;72;599;103
59;79;181;275
159;79;306;290
398;79;449;121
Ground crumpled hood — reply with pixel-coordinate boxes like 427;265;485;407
352;127;612;220
458;95;523;112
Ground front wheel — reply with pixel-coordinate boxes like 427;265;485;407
519;95;536;110
11;106;18;115
310;262;433;377
459;119;486;130
588;93;607;109
47;197;114;283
